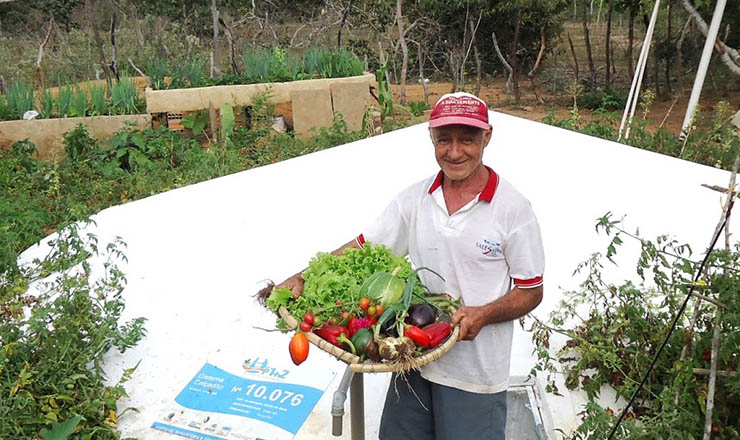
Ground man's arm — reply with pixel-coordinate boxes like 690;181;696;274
450;285;543;341
274;238;362;297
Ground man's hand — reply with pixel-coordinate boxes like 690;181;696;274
276;272;305;298
451;306;488;341
450;285;543;341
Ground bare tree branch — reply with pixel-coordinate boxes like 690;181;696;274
492;31;513;101
680;0;740;75
35;19;53;90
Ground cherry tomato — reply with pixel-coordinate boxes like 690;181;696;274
342;311;349;320
303;312;315;325
299;321;312;332
313;316;323;326
327;317;337;326
368;316;378;326
367;305;376;316
359;297;371;310
335;300;342;306
374;304;384;316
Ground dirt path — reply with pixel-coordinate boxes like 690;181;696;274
391;79;740;135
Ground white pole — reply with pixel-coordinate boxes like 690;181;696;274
679;0;728;139
618;0;661;141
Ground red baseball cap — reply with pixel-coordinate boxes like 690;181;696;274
429;92;490;130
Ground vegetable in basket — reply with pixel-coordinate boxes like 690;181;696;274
422;322;452;348
359;266;406;306
289;333;309;365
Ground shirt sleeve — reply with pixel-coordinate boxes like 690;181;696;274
360;197;410;257
504;205;545;289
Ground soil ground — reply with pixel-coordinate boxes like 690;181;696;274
391;79;740;135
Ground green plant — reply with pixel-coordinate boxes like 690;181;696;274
528;213;740;439
56;85;74;117
409;100;429;117
0;224;146;439
63;124;97;161
71;86;88;117
7;79;35;119
40;89;55;118
146;56;169;90
220;103;235;144
109;77;141;115
182;111;208;137
242;48;271;83
89;84;107;116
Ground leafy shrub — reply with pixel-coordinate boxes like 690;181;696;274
579;88;627;111
528;214;740;439
0;225;146;439
64;124;98;161
409;100;429;117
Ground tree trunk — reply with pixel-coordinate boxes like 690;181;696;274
528;25;547;104
86;0;112;92
415;41;430;105
467;17;482;97
337;0;354;49
568;32;580;80
511;8;523;103
110;12;120;82
628;3;635;80
211;0;221;77
35;20;53;90
605;5;613;88
666;0;673;94
396;0;408;105
582;0;596;84
492;31;513;101
219;17;240;75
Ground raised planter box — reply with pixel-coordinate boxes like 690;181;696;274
145;73;375;113
0;114;151;159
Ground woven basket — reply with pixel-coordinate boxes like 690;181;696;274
278;305;459;373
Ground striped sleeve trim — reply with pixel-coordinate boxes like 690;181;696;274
513;276;543;289
355;234;366;248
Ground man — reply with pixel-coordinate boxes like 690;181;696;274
277;92;544;440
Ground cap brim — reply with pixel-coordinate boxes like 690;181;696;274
428;116;490;130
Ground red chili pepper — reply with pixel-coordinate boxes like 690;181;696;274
404;325;430;348
314;324;351;349
422;322;452;348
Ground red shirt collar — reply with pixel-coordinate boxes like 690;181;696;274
427;165;499;202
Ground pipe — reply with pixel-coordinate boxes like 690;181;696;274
350;373;365;440
679;0;728;139
619;0;661;141
332;366;354;436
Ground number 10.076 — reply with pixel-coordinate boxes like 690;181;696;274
245;384;303;406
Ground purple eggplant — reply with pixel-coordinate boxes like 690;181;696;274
406;304;436;328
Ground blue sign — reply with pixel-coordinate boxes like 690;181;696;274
169;363;324;434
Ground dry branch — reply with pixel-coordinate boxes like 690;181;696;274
110;12;120;82
491;31;513;101
567;32;579;81
680;0;740;75
528;24;547;104
35;20;53;90
127;58;146;79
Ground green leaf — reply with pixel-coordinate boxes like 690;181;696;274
220;103;235;141
40;415;83;440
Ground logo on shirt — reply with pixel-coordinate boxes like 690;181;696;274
476;239;503;258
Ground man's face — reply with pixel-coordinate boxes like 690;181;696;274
430;124;492;182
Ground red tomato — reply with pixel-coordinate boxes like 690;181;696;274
342;311;350;320
299;321;312;332
335;300;342;306
303;312;315;325
359;297;371;310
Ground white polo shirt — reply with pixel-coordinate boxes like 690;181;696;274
358;166;544;394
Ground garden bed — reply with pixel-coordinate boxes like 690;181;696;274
0;114;151;159
145;72;375;113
